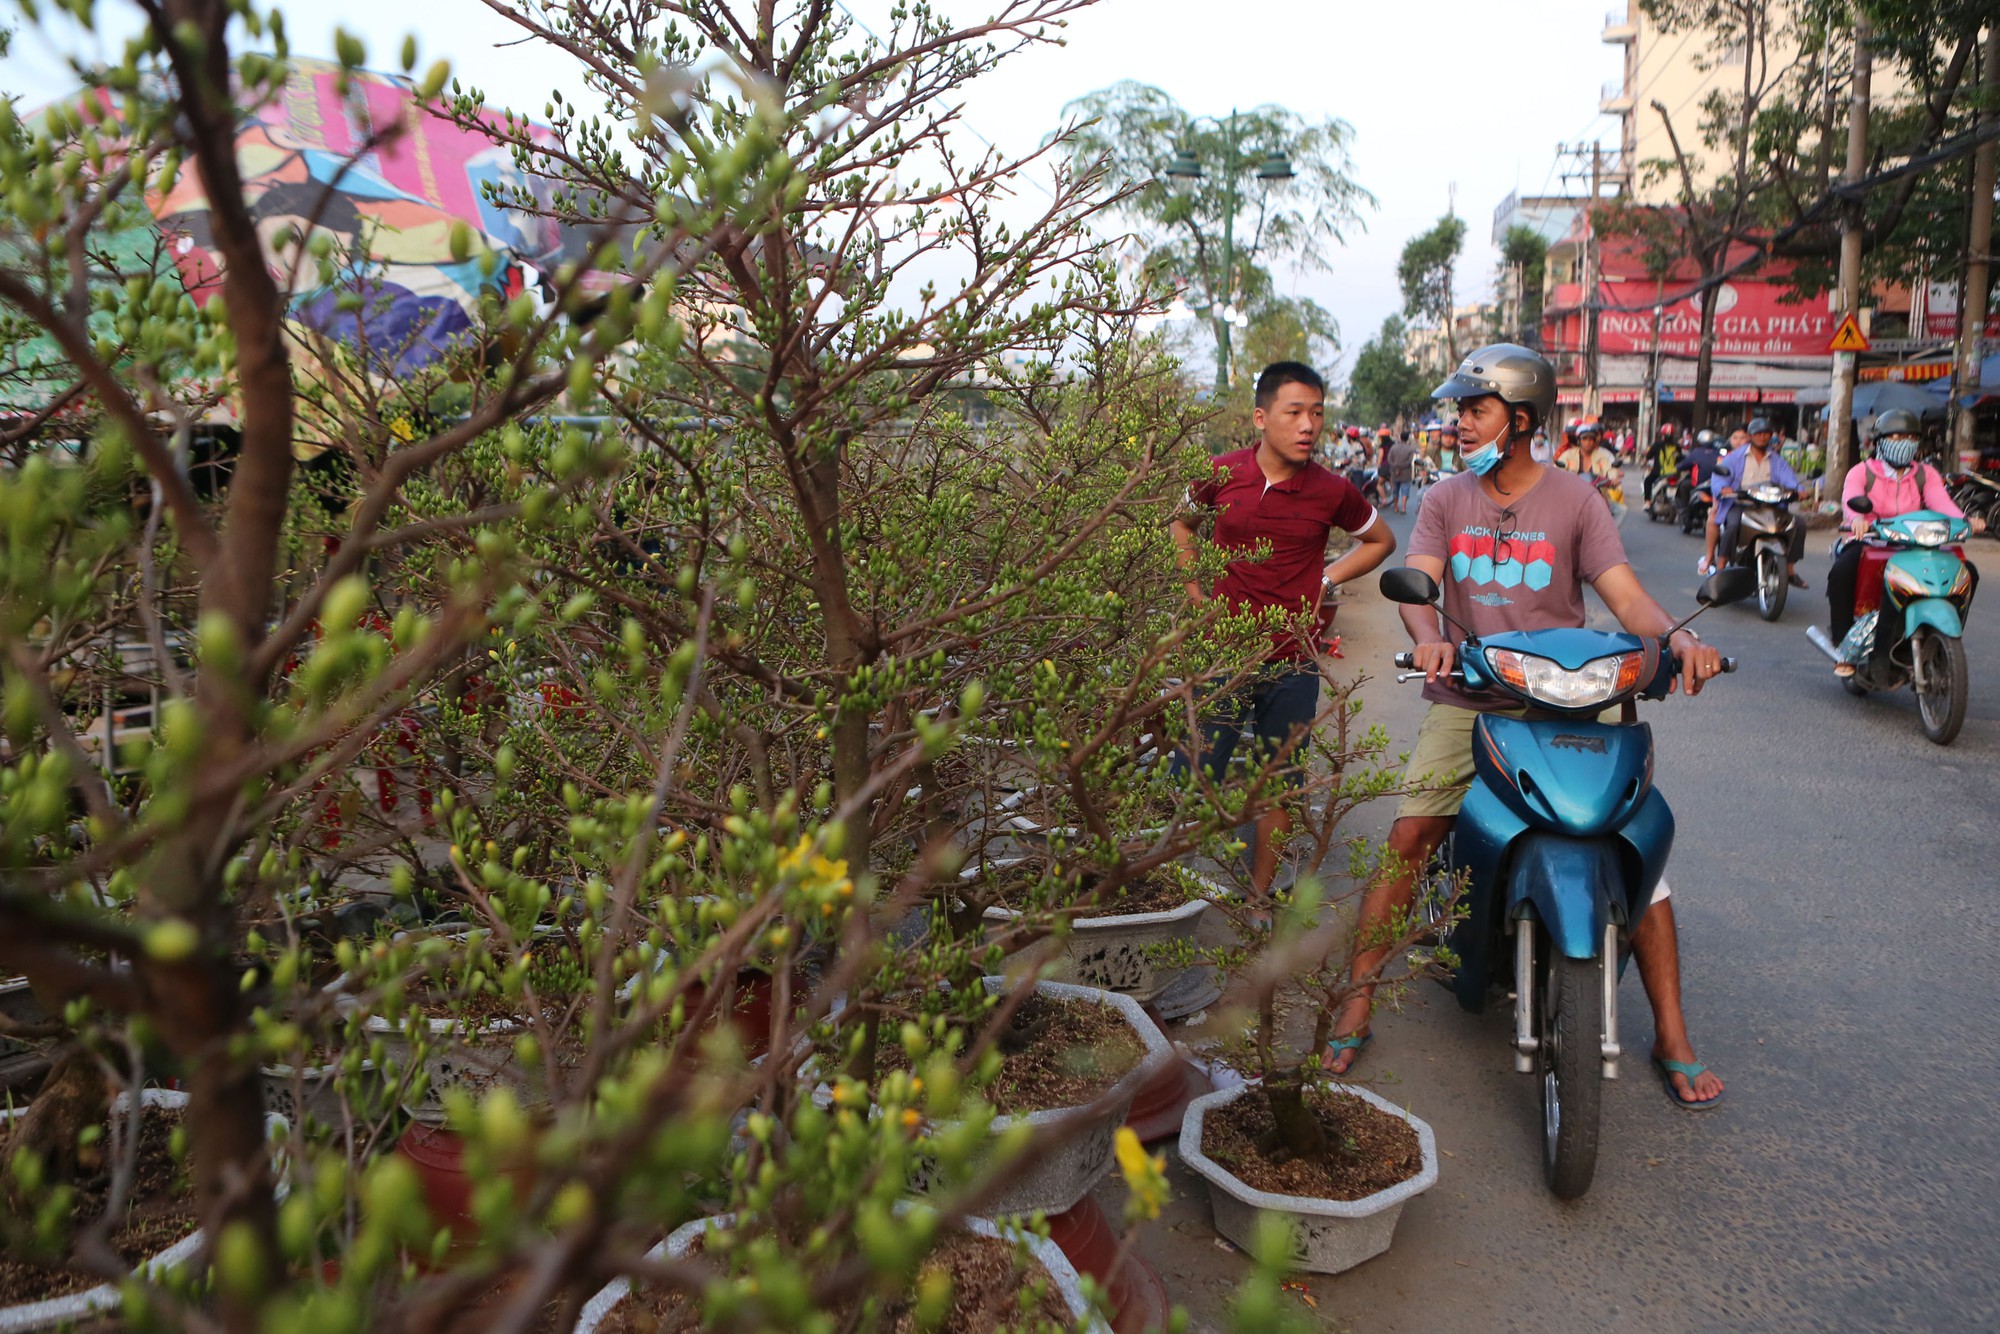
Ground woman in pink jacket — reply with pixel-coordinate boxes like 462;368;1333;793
1825;409;1984;677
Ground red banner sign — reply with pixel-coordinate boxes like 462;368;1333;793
1595;280;1835;359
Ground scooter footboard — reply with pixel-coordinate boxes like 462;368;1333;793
1506;834;1626;959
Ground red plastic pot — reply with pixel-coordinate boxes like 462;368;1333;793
1121;1052;1209;1145
1044;1195;1169;1334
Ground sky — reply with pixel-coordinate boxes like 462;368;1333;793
0;0;1628;387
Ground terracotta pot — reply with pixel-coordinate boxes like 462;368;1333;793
394;1122;535;1247
1120;1044;1210;1145
1044;1195;1170;1334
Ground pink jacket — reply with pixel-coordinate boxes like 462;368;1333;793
1841;460;1963;536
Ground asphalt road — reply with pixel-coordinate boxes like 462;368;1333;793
1133;469;2000;1333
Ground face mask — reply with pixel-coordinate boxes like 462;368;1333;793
1877;436;1919;469
1461;422;1513;476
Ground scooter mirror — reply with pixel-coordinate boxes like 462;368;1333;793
1698;566;1758;607
1847;495;1874;514
1378;567;1441;606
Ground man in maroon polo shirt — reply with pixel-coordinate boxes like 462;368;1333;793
1170;361;1398;897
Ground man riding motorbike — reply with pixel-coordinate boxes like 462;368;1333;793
1326;343;1726;1110
1703;417;1807;588
1643;423;1679;502
1826;408;1984;678
1680;429;1722;542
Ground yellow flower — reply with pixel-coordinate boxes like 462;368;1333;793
1113;1127;1169;1222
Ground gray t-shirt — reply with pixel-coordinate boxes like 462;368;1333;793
1383;440;1417;481
1407;468;1630;711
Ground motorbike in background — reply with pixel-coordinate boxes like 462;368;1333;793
1720;482;1800;621
1806;497;1977;745
1380;565;1750;1199
1945;471;2000;533
1646;468;1681;523
1676;473;1712;536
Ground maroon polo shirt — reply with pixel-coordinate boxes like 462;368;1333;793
1193;447;1377;660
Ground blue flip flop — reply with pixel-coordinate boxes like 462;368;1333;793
1323;1032;1373;1077
1654;1056;1723;1110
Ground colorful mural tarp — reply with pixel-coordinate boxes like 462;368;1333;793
135;58;594;375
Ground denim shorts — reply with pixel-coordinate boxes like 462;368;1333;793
1171;661;1322;789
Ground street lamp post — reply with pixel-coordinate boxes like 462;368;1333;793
1163;109;1294;395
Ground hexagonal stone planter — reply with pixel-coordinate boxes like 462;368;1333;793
0;1089;289;1333
1179;1081;1438;1275
575;1211;1110;1333
962;978;1171;1217
972;860;1221;1005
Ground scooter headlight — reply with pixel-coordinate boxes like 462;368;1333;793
1484;648;1646;709
1903;519;1949;547
1746;483;1786;504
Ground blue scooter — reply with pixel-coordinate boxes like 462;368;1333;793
1805;499;1977;746
1378;565;1752;1199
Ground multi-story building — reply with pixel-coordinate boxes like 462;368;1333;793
1598;0;1914;205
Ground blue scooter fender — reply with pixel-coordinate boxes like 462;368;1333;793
1447;782;1674;1014
1902;597;1964;639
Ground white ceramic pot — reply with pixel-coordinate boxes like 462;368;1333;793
574;1209;1110;1334
972;860;1219;1004
1178;1080;1438;1275
955;978;1169;1216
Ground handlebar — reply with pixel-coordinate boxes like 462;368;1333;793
1389;647;1735;679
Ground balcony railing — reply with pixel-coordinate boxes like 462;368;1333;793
1601;79;1635;112
1602;9;1636;42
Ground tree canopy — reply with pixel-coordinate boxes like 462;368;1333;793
1397;214;1466;366
1059;80;1373;392
1344;316;1431;427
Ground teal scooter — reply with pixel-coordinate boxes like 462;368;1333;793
1379;566;1751;1199
1806;500;1977;745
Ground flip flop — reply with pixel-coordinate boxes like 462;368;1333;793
1323;1032;1372;1077
1653;1056;1722;1110
1789;573;1810;589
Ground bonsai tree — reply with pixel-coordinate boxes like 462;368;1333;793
1177;666;1463;1160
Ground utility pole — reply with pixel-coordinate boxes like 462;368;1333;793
1640;282;1666;450
1825;7;1872;501
1584;144;1606;419
1952;23;1998;468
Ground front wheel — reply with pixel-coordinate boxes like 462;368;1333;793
1915;627;1968;745
1539;946;1604;1200
1757;548;1787;621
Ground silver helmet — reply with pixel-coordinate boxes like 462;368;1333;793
1432;343;1556;435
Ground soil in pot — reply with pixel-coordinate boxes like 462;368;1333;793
876;992;1145;1116
0;1105;197;1305
597;1231;1073;1334
1199;1084;1423;1201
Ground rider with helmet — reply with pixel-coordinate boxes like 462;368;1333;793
1825;408;1984;678
1327;343;1727;1109
1703;416;1807;588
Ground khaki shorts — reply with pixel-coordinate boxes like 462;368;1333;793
1395;702;1672;903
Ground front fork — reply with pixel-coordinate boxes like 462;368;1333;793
1511;920;1622;1079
